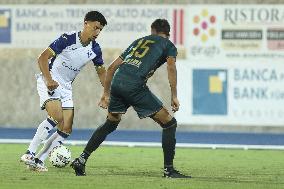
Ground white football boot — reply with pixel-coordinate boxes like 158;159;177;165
20;153;36;167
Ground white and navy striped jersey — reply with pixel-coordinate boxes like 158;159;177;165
47;31;104;90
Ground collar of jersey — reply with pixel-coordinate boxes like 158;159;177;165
78;31;91;47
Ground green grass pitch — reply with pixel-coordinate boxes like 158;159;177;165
0;144;283;189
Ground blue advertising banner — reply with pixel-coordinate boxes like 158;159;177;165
192;69;227;115
0;9;11;43
176;60;284;126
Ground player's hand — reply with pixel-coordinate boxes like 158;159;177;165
46;79;59;91
171;97;180;113
98;94;110;109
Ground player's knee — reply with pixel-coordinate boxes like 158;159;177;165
161;117;177;130
107;113;121;122
60;122;73;134
62;127;72;134
50;114;63;126
152;108;172;125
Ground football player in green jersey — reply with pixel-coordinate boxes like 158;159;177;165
71;18;190;178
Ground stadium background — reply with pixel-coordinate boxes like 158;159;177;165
0;0;283;134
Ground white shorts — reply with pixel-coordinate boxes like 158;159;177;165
36;74;74;110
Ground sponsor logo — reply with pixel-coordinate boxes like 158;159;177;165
0;9;11;43
193;69;228;115
192;9;217;43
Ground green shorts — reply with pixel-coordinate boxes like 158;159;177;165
108;81;163;119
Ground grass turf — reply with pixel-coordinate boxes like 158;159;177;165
0;144;283;189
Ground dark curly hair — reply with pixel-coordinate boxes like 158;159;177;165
84;11;107;26
151;19;170;36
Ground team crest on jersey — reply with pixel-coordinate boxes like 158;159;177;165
87;50;93;58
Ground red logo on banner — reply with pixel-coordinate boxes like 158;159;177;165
172;9;184;45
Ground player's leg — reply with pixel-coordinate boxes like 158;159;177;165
131;86;190;178
71;112;121;176
20;100;63;166
34;109;74;171
80;112;121;161
151;108;190;178
71;82;129;176
151;108;176;167
21;74;62;165
34;132;58;163
36;109;73;161
81;112;121;158
30;130;58;172
45;88;75;154
34;88;74;166
71;84;129;176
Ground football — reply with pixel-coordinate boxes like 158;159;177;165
49;145;71;168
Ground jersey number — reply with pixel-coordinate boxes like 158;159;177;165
129;39;155;58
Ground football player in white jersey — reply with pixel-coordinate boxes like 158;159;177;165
20;11;107;172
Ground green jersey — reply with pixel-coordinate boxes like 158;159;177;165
114;35;177;85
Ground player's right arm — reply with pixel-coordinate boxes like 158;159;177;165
37;48;59;91
98;40;136;109
98;56;124;109
38;33;69;91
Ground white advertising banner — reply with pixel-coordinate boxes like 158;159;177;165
186;5;284;61
0;5;184;49
176;60;284;126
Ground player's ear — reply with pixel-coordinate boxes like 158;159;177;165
167;33;170;39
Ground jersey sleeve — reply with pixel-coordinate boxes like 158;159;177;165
165;42;178;59
48;33;69;56
92;43;104;66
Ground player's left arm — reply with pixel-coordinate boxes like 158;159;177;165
95;66;106;87
92;43;106;87
104;57;123;95
167;56;179;112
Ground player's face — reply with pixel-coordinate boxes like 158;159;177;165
84;21;104;41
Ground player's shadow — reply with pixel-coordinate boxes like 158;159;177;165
86;165;165;178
